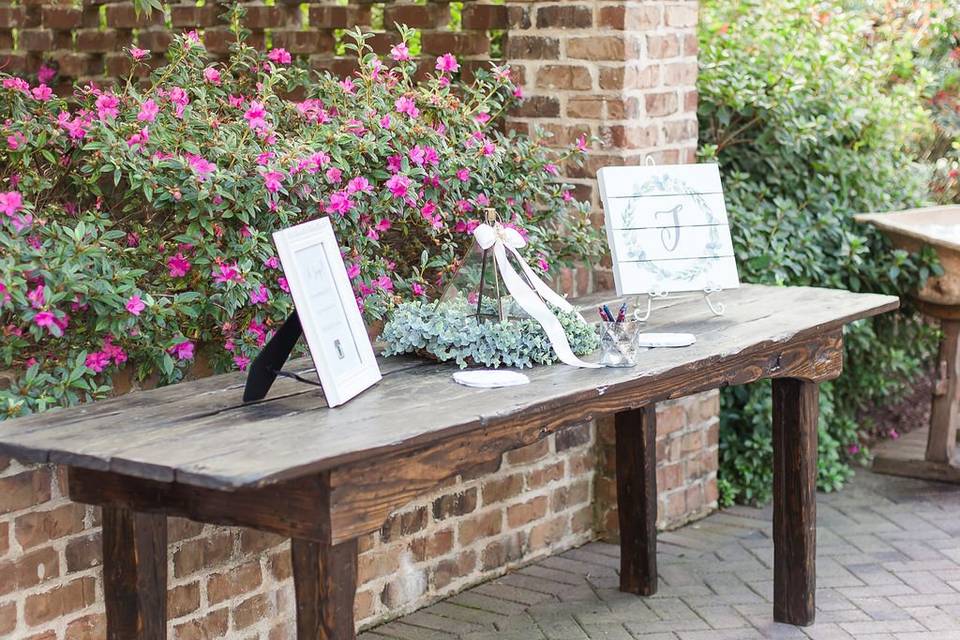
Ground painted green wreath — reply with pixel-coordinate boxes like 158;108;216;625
380;297;600;369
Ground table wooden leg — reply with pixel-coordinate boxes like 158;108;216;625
615;405;658;596
927;319;960;464
291;537;358;640
772;378;818;626
101;506;168;640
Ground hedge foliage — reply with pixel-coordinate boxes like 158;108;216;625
699;0;949;505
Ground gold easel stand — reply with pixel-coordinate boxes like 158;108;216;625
873;300;960;483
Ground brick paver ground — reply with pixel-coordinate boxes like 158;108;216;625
362;469;960;640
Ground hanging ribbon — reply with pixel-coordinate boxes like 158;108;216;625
473;222;601;369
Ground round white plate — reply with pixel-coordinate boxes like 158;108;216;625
636;332;696;348
453;370;531;388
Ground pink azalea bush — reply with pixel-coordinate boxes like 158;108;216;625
0;15;599;418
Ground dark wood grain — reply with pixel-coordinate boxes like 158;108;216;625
616;405;658;595
927;319;960;464
292;538;358;640
68;468;332;543
772;378;818;626
327;330;842;542
102;506;167;640
0;285;896;491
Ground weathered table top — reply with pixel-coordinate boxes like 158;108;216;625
0;284;897;491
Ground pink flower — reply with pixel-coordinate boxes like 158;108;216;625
435;53;459;73
233;355;251;370
847;443;860;455
412;282;425;296
326;191;353;215
249;285;270;305
387;154;403;172
346;263;360;279
575;135;588;152
385;173;412;198
126;127;149;149
167;253;191;277
278;277;290;292
537;255;550;272
125;295;146;316
325;167;342;184
340;77;356;94
5;133;23;151
33;311;55;329
347;176;372;194
0;282;10;305
3;77;29;94
213;263;242;284
186;154;216;181
379;114;391;129
129;47;150;60
474;112;491;125
395;96;419;119
456;168;470;182
31;84;52;101
513;85;523;99
85;351;111;373
409;145;439;167
27;284;45;308
203;67;222;85
244;101;269;133
57;111;89;140
169;340;194;361
482;141;496;156
167;87;189;118
264;256;280;269
544;163;560;176
421;201;442;228
102;336;127;365
374;275;394;291
37;65;56;84
262;171;285;193
390;43;411;62
889;429;900;440
0;191;23;217
268;48;292;65
138;99;159;122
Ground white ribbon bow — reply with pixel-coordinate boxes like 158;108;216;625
473;223;601;369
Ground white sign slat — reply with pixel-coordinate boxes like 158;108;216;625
598;163;740;296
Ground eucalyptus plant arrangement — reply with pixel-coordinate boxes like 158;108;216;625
0;6;600;418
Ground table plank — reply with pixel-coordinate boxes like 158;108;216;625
0;285;897;490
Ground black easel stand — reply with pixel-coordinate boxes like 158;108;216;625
242;311;303;402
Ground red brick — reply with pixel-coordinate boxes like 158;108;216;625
599;6;661;30
15;503;86;549
422;32;489;56
647;34;680;59
482;474;524;505
557;423;592;451
536;65;592;91
432;488;477;521
233;593;271;629
170;5;220;28
665;61;698;86
239;529;285;555
570;504;593;534
0;521;8;557
0;546;59;596
512;95;561;118
0;6;26;29
272;29;334;55
505;438;550;466
173;608;229;640
243;5;299;29
567;96;603;119
206;561;262;605
481;532;524;570
173;531;234;578
76;29;118;52
551;480;591;512
24;576;96;626
358;549;399;583
269;550;292;582
507;496;548;528
567;36;636;61
168;517;204;543
65;613;106;640
410;527;455;562
383;4;449;29
462;4;508;29
536;5;593;29
659;462;683;491
526;460;565;489
138;29;173;53
458;510;502;545
0;601;15;636
105;4;164;28
19;29;53;51
168;581;201;618
309;5;367;29
431;550;476;590
42;6;82;30
528;515;567;549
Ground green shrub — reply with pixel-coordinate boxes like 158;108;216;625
699;0;942;505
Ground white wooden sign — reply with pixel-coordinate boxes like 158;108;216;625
598;163;740;296
273;217;381;407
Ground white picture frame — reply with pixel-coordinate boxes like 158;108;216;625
273;217;381;407
598;163;740;296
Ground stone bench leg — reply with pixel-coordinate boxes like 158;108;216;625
615;405;658;596
102;506;168;640
292;538;359;640
773;378;818;626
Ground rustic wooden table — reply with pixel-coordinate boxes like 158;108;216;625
0;284;898;639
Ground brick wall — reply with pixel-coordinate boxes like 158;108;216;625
0;394;717;639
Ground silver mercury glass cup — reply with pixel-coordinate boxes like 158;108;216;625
598;320;643;367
